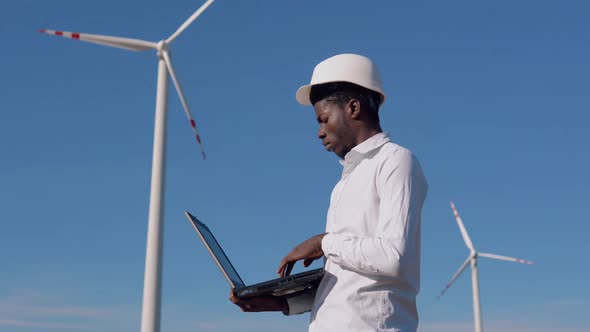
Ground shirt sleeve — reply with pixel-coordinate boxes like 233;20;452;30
283;292;315;315
321;150;427;278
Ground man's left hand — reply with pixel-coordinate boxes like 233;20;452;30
229;291;287;312
277;233;327;277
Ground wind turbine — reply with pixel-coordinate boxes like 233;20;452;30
40;1;216;331
438;201;533;332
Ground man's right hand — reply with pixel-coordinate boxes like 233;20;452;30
277;233;327;278
229;290;288;313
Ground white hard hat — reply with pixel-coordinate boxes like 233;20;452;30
295;53;386;106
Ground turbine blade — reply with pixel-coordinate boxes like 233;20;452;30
39;29;158;51
479;252;534;265
438;254;473;299
161;51;206;159
450;201;475;251
166;0;215;44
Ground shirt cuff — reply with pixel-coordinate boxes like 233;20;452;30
321;232;340;258
284;293;314;315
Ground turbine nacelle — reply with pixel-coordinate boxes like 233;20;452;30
156;41;170;56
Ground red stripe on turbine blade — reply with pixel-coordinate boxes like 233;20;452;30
196;135;201;144
72;33;80;39
190;120;196;128
56;31;63;36
39;29;46;33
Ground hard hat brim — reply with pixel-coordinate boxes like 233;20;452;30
296;82;386;107
296;85;313;106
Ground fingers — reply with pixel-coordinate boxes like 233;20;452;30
229;290;253;312
229;290;241;306
285;261;295;277
277;256;295;277
277;258;287;277
229;290;246;311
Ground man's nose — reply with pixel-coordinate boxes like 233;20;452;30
317;128;326;139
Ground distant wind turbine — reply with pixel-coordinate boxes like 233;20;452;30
438;201;533;332
40;1;216;331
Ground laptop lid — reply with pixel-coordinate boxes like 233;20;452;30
185;211;246;289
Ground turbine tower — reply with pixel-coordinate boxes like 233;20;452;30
438;201;533;332
40;1;216;331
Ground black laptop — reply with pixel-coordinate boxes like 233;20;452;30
185;211;324;299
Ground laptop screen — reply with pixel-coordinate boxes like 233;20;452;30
186;212;246;289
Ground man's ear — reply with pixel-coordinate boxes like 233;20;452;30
348;99;361;120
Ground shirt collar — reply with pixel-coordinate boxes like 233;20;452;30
340;132;391;169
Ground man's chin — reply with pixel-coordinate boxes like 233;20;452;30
324;144;344;158
333;149;346;159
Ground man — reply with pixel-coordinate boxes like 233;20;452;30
230;54;428;332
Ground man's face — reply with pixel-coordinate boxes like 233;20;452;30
313;99;354;159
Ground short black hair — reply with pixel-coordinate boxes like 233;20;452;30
309;82;382;115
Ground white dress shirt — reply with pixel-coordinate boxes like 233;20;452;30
287;133;428;332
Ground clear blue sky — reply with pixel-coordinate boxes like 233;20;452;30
1;1;589;331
